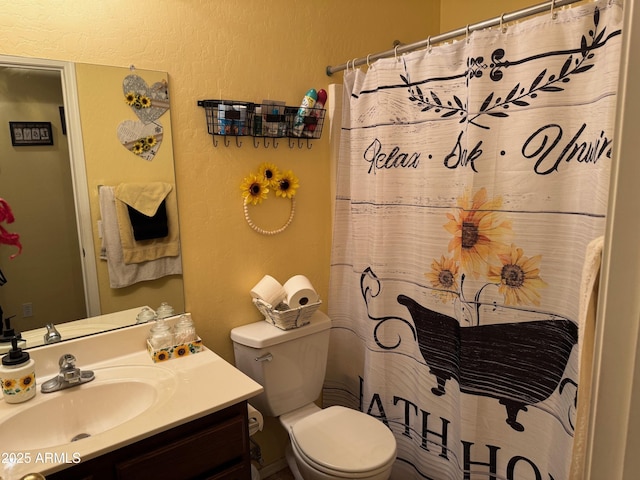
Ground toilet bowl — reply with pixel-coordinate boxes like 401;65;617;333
230;311;397;480
283;404;396;480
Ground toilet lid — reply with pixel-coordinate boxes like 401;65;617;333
290;406;396;474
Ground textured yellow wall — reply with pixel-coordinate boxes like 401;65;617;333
0;0;439;468
440;0;532;31
0;0;438;360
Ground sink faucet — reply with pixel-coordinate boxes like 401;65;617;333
43;323;62;344
41;354;95;393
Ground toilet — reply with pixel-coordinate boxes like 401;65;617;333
231;311;396;480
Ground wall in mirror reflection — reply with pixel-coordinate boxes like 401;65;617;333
0;63;184;336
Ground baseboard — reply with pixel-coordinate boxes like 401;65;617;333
257;457;289;478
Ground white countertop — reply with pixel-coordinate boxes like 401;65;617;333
0;317;263;479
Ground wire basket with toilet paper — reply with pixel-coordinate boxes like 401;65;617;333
253;297;322;330
250;274;321;329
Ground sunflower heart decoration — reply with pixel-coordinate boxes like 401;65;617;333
122;74;170;124
117;120;163;162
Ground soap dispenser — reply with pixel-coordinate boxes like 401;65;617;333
1;337;36;404
0;314;25;354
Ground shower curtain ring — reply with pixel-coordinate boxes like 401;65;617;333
465;24;470;44
394;44;400;61
352;58;358;70
550;0;558;19
366;54;372;69
500;13;507;33
427;36;432;53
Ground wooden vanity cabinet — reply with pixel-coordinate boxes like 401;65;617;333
47;401;252;480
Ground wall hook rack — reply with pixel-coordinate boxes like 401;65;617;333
288;137;313;149
197;99;325;149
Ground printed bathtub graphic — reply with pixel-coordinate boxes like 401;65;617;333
397;294;577;432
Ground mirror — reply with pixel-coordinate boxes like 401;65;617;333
0;55;185;349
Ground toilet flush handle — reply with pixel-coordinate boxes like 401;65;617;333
254;353;273;362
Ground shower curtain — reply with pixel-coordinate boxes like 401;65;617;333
324;1;622;479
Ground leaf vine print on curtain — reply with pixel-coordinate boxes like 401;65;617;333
325;2;622;480
403;6;613;132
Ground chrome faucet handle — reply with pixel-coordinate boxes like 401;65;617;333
59;354;81;383
44;323;62;344
59;353;77;370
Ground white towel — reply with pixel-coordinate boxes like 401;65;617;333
98;186;182;288
570;235;604;479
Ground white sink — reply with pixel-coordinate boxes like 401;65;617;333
0;316;263;480
0;365;177;451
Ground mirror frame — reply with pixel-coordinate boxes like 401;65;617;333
0;54;100;317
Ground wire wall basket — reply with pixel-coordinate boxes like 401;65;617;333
198;100;325;148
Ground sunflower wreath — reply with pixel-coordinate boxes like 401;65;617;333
240;163;299;235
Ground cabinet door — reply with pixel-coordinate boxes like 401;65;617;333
45;402;251;480
115;416;246;479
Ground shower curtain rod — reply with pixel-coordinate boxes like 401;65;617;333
326;0;584;76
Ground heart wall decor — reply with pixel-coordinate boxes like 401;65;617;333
117;120;163;162
123;74;170;124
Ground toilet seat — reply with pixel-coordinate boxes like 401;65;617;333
289;406;396;478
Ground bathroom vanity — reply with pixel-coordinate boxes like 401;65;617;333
46;401;250;479
0;316;263;480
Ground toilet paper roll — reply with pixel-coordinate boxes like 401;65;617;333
247;403;264;436
250;275;286;306
283;274;319;308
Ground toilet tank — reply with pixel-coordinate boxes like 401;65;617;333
230;311;331;417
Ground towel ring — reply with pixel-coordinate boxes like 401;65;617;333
243;198;296;236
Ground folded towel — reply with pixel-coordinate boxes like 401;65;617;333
115;182;172;217
114;183;180;264
126;201;169;241
99;186;182;288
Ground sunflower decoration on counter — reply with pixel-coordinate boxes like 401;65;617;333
241;162;300;235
